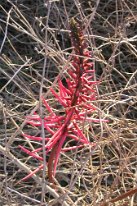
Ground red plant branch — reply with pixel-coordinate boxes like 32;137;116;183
20;18;106;183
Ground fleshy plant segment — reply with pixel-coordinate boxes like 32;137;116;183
20;18;102;183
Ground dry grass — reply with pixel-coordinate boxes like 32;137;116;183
0;0;137;205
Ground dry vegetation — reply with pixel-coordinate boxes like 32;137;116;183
0;0;137;205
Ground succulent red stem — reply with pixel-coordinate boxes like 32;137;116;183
19;18;106;183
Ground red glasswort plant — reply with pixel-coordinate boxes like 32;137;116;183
19;18;104;183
